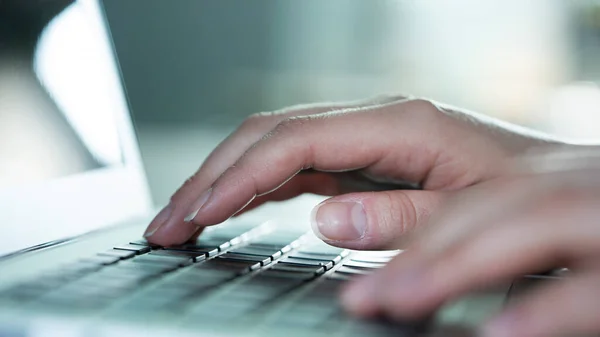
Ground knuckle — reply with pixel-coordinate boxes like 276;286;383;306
273;116;311;134
406;98;438;111
362;191;418;247
241;112;272;129
386;191;418;235
399;98;442;122
370;92;410;105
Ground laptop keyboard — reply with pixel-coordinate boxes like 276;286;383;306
0;221;421;335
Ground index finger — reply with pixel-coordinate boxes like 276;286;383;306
187;100;435;226
145;95;405;245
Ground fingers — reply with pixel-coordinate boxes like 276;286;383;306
188;100;443;227
412;167;600;261
310;190;446;250
233;172;341;215
144;95;404;246
342;194;600;321
483;271;600;337
412;176;547;257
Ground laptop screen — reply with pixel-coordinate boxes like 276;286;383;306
0;0;124;189
0;0;152;259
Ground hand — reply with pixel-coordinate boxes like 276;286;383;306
341;149;600;337
143;95;556;247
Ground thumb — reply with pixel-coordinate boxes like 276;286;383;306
310;190;446;250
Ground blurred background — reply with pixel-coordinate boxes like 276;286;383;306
101;0;600;205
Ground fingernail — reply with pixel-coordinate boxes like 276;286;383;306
481;311;520;337
311;201;367;241
144;203;173;238
184;188;212;222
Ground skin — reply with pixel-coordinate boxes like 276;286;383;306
143;96;600;336
341;155;600;337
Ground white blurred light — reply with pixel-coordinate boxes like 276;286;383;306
544;83;600;141
34;3;123;165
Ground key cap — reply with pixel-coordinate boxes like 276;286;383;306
342;260;386;270
327;273;352;281
229;246;282;260
289;252;342;264
274;304;340;328
35;292;111;310
297;243;345;256
271;263;326;275
114;244;151;255
350;250;399;262
219;253;271;266
0;284;51;301
165;245;219;257
95;266;161;280
133;254;192;267
250;243;292;254
81;255;120;266
335;266;372;276
98;249;136;260
198;259;258;274
112;260;178;274
149;250;206;262
187;302;252;320
259;270;316;281
47;262;103;280
165;273;234;291
349;256;393;264
181;240;230;252
280;257;334;270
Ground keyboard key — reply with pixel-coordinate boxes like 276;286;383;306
166;271;235;290
180;240;230;252
141;284;210;300
149;250;206;262
274;304;339;328
271;263;326;275
280;257;334;270
165;245;219;257
198;258;259;274
289;252;343;264
114;244;151;255
248;243;292;254
297;243;346;256
0;283;52;301
229;246;282;260
133;254;192;267
111;260;178;274
98;249;136;260
187;302;252;321
219;253;271;266
45;262;103;280
350;251;399;263
71;274;149;291
96;266;162;280
259;270;316;281
342;260;386;270
327;273;352;281
335;266;372;276
34;292;112;310
221;274;307;305
81;255;120;266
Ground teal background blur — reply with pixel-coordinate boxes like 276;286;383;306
101;0;600;205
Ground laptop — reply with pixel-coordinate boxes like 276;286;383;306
0;1;515;336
